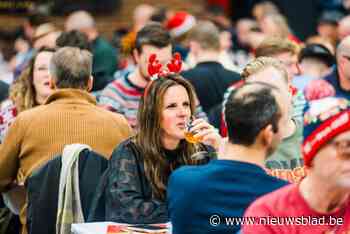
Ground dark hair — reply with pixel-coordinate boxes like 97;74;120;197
50;47;92;89
150;6;168;23
298;43;335;67
225;82;281;146
56;30;91;51
27;12;49;27
135;22;172;53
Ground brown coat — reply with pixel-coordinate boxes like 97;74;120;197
0;89;133;232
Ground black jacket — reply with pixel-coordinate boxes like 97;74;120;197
0;81;8;103
26;149;108;234
181;62;241;115
88;138;214;224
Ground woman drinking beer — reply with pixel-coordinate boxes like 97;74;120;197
103;54;221;224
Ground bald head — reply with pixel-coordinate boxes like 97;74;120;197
336;35;350;59
338;15;350;40
65;11;95;31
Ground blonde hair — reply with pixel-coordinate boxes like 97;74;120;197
241;56;288;83
256;36;300;57
262;13;291;38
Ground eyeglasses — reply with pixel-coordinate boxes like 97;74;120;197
328;139;350;158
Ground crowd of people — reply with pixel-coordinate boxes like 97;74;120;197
0;1;350;234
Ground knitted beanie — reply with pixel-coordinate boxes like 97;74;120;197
303;97;350;167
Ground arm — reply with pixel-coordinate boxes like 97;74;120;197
0;116;23;191
105;142;168;224
98;82;125;114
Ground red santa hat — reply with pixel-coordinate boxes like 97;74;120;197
166;11;196;37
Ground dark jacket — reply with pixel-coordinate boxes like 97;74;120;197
0;81;8;103
26;149;108;234
324;67;350;100
88;138;214;224
181;62;241;114
91;36;118;91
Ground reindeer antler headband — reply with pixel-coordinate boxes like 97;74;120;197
144;52;182;98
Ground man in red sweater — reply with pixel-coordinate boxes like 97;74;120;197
242;97;350;234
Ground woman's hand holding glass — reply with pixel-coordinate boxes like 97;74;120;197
185;117;222;151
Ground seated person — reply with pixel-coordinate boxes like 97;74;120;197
167;82;289;234
243;97;350;233
105;72;221;224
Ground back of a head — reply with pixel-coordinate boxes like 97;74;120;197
299;43;335;67
225;82;281;146
49;47;92;89
186;20;220;51
56;30;91;51
65;11;95;31
255;36;300;57
135;22;172;53
241;56;288;84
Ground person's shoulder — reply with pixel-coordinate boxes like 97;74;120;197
323;67;337;83
110;138;137;160
16;104;46;119
169;162;210;186
221;66;240;78
94;36;116;52
246;183;296;214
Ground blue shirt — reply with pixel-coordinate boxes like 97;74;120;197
167;159;288;234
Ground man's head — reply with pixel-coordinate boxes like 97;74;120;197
225;82;283;157
33;23;61;49
134;22;172;80
256;37;300;82
56;30;91;51
186;21;221;56
241;57;292;136
303;97;350;188
298;43;335;79
24;11;49;41
317;10;343;45
49;47;93;90
338;15;350;40
336;36;350;84
65;11;97;41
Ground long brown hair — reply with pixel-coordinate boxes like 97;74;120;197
9;47;55;112
135;74;204;200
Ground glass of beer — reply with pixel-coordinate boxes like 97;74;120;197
184;116;203;144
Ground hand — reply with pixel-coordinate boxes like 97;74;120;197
190;118;222;151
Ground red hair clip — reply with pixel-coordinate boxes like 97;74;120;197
144;52;183;98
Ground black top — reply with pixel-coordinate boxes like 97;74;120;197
0;80;8;103
181;62;241;114
104;138;213;224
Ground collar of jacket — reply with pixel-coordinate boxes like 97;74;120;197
45;89;97;105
